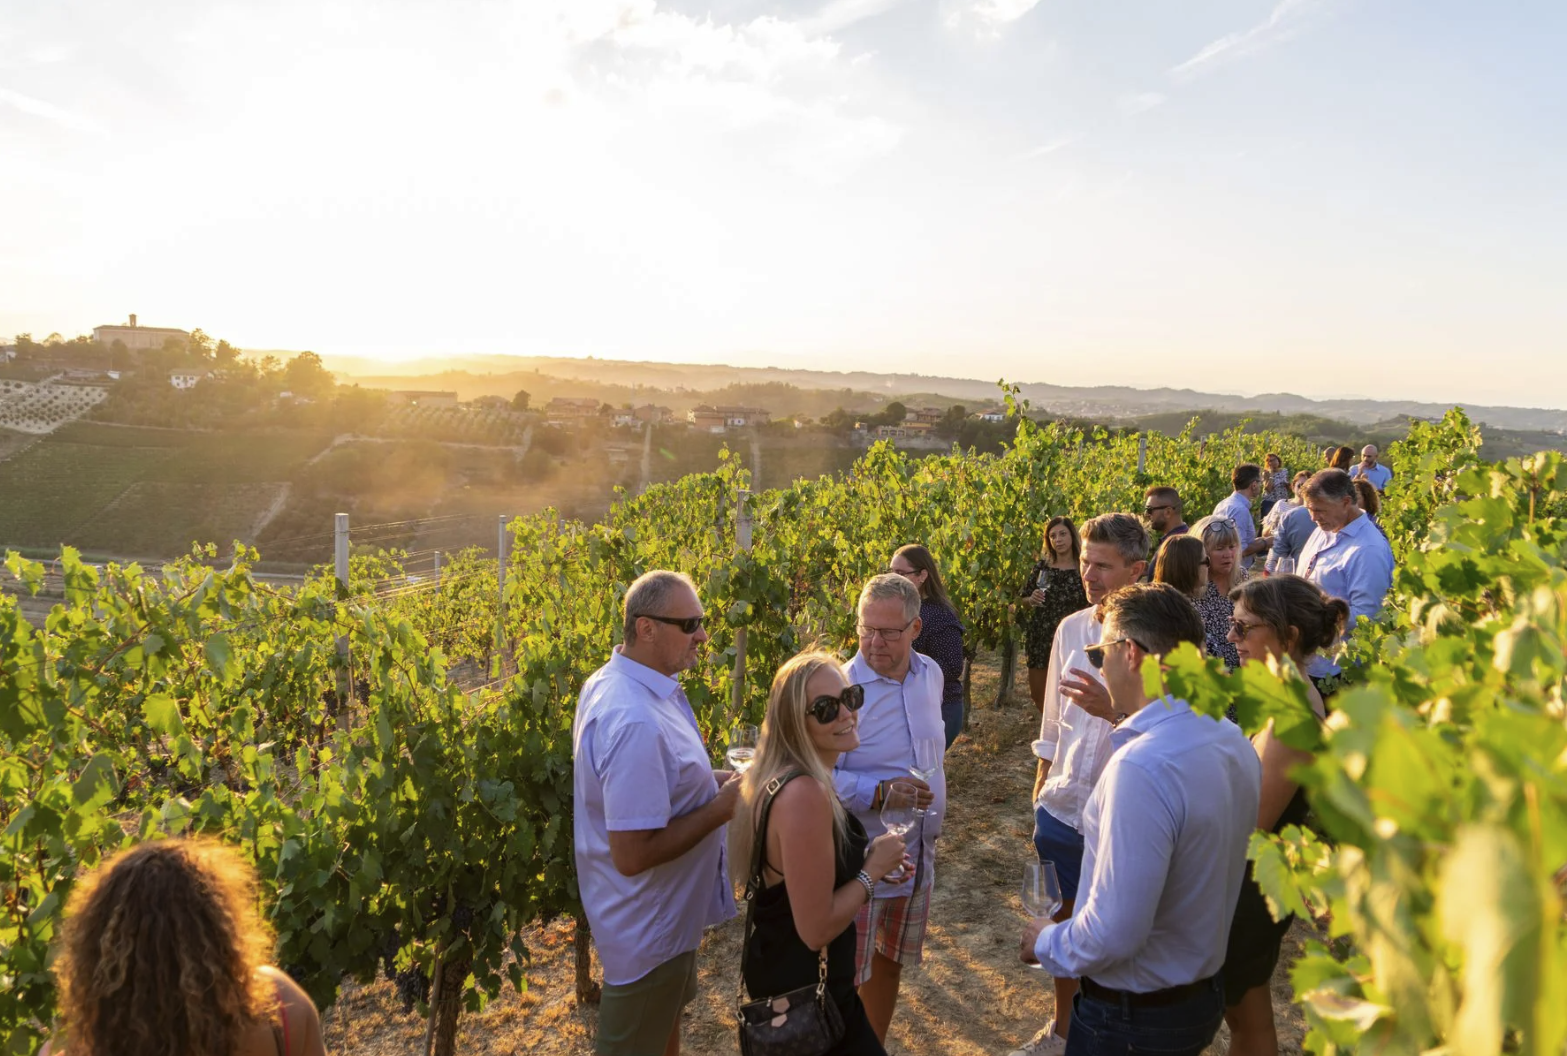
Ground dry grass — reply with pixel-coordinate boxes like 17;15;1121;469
323;653;1312;1055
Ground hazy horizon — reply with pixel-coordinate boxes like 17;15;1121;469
4;0;1564;408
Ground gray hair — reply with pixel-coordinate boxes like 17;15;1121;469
1303;469;1357;504
857;573;921;623
1190;514;1239;549
1081;513;1149;568
623;570;698;640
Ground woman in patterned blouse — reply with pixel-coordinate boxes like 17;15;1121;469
1189;515;1247;670
1020;516;1088;713
1260;453;1291;519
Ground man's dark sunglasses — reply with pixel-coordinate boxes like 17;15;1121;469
638;613;706;634
1144;504;1173;514
808;684;866;724
1083;637;1147;669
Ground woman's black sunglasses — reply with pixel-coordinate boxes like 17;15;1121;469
808;684;866;724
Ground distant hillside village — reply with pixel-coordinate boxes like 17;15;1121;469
0;317;1010;450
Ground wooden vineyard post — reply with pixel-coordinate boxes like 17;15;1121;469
729;489;753;728
574;912;599;1004
334;512;351;731
496;515;513;678
1137;433;1147;476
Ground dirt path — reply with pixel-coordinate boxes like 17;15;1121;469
321;654;1312;1055
247;482;292;542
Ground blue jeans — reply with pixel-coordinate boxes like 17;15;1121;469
1065;978;1225;1056
942;698;964;749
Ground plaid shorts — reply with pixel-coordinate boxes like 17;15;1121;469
852;883;932;987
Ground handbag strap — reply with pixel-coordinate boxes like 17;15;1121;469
736;770;830;1011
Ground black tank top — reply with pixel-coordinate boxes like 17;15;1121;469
743;800;869;1005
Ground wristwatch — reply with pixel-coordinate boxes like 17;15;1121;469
855;870;876;900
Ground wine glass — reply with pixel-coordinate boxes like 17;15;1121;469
1274;556;1296;576
908;737;941;815
879;781;918;882
725;724;758;774
1022;860;1062;920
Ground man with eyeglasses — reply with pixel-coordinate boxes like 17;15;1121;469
1141;486;1187;582
572;570;739;1056
1019;583;1261;1056
833;573;947;1043
1297;469;1395;682
1348;445;1393;492
1012;513;1147;1056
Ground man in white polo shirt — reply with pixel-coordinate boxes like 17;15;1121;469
573;570;740;1056
1010;513;1147;1056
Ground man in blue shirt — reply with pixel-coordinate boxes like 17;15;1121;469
1348;445;1394;491
1298;469;1396;679
1211;464;1272;571
1019;583;1261;1056
573;570;739;1056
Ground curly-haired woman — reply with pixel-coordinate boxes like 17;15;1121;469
43;838;326;1056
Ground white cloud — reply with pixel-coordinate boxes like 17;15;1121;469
800;0;911;36
944;0;1043;38
1171;0;1330;81
1021;136;1076;159
0;86;102;134
1118;91;1166;116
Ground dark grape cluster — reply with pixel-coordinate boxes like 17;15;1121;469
450;903;475;931
378;927;402;980
395;967;430;1014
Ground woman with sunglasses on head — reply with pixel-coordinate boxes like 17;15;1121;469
1220;576;1345;1056
889;544;967;748
1018;517;1088;714
1188;515;1247;670
731;651;910;1056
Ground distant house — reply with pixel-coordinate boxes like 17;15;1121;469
910;406;945;425
546;396;603;426
689;404;771;432
387;390;459;409
612;411;638;428
468;395;511;411
169;371;208;390
633;403;674;425
975;408;1007;423
93;315;189;351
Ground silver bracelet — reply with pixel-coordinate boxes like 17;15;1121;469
855;870;875;901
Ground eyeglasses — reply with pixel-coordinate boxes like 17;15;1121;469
808;684;866;724
1083;637;1146;669
637;613;706;634
886;566;919;578
1143;504;1173;514
1228;618;1262;638
858;620;914;642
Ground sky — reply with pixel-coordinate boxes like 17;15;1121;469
2;0;1565;408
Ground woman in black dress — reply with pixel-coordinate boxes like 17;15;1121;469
1021;516;1087;712
731;651;908;1056
1221;576;1345;1056
889;544;966;747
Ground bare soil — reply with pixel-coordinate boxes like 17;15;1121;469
323;654;1312;1055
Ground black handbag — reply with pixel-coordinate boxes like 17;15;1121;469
736;772;846;1056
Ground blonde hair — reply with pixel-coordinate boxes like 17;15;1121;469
53;838;276;1056
729;651;851;885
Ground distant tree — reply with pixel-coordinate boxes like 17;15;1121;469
510;389;531;412
44;332;64;346
109;339;131;370
187;329;215;360
13;334;39;358
883;401;907;424
283;350;335;398
820;407;857;434
936;404;968;438
214;340;240;365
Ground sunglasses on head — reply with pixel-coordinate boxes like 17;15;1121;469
1083;637;1147;669
638;613;705;634
808;684;866;724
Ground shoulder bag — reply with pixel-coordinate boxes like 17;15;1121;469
735;771;846;1056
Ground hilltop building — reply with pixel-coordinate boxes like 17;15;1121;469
689;405;771;432
92;314;189;351
546;397;603;426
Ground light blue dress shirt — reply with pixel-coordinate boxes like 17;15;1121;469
1212;491;1259;569
1349;462;1393;490
1298;511;1395;677
572;651;735;985
1270;504;1316;563
834;651;946;898
1034;698;1261;990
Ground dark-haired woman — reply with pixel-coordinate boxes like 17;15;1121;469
1259;454;1290;519
731;651;907;1056
1020;517;1087;713
1221;576;1347;1056
44;838;327;1056
1352;478;1387;537
1328;446;1355;471
890;544;967;748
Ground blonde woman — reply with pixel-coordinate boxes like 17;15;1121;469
1189;515;1247;670
731;651;908;1056
43;838;326;1056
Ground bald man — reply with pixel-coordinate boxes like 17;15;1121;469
1348;446;1393;491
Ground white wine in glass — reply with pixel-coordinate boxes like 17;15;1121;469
879;782;919;882
726;724;758;774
